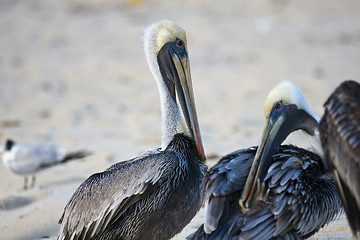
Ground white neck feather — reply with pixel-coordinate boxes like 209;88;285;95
302;109;325;159
304;128;325;159
143;24;181;150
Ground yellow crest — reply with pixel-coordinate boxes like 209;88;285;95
154;20;187;53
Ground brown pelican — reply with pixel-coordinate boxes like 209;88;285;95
57;20;207;240
188;80;342;240
1;138;91;190
241;79;359;237
319;80;360;237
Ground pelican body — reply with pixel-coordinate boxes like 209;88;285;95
2;139;90;190
58;20;207;240
188;145;340;240
319;80;360;236
240;80;359;237
189;80;342;240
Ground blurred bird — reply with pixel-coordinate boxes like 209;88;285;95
189;80;342;240
319;80;360;237
1;138;91;190
57;20;207;240
249;79;360;237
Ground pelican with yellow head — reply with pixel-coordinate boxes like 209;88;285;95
189;80;342;240
240;79;360;238
58;20;207;240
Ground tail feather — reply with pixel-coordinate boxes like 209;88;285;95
187;224;208;240
335;171;360;237
62;150;92;163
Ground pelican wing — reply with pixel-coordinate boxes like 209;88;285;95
203;147;256;234
319;80;360;235
189;146;341;240
58;150;173;240
264;146;341;238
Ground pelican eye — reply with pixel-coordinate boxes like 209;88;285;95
176;39;184;48
274;101;282;111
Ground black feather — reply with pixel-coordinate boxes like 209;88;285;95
188;145;342;240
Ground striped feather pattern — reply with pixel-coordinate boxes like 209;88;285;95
319;80;360;236
188;145;342;240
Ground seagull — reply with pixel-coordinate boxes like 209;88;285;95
2;138;91;190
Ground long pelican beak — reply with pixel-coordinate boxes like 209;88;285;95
239;102;318;212
172;53;206;161
157;41;206;162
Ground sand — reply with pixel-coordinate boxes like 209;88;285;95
1;0;359;239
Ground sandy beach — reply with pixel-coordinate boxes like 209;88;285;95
1;0;359;239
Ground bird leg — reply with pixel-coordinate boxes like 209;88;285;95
23;176;28;190
30;175;36;188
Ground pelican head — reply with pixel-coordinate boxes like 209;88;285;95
263;80;320;121
239;80;322;211
143;20;205;161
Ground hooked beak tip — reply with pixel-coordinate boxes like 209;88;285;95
239;199;250;213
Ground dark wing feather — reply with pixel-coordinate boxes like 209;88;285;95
188;145;342;240
57;151;173;240
319;80;360;236
267;147;341;238
202;147;257;234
